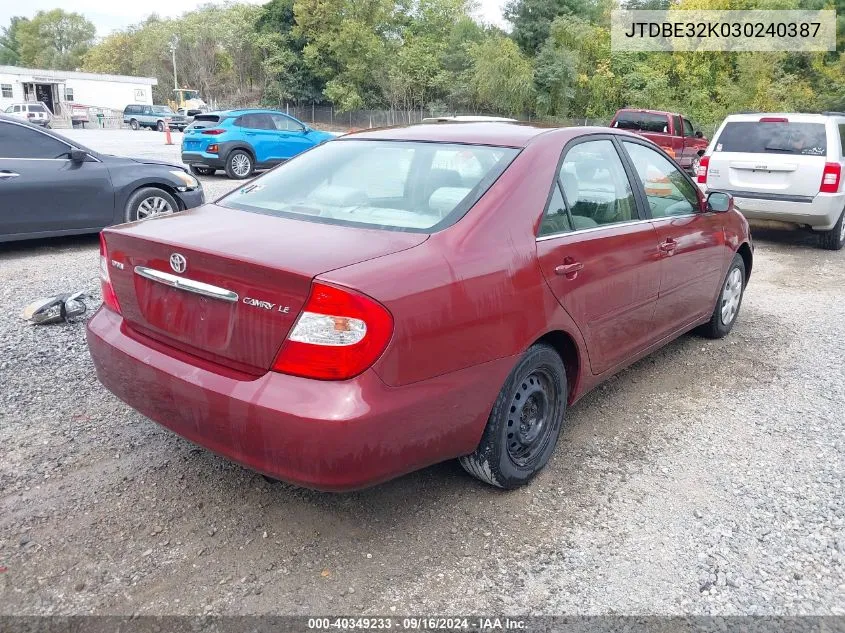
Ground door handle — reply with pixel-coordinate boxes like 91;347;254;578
555;261;584;276
658;238;677;254
0;171;20;179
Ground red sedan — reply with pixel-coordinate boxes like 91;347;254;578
87;123;752;491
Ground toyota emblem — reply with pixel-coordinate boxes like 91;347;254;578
169;253;187;273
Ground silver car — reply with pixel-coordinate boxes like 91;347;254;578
698;112;845;250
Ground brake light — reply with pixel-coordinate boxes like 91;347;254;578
820;162;842;194
99;233;122;314
272;282;393;380
201;128;225;135
697;155;710;184
759;117;788;123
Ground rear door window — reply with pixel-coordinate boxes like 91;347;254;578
0;122;69;159
558;139;638;228
538;183;573;236
672;115;683;135
715;121;827;156
613;112;670;134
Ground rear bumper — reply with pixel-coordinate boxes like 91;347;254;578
86;307;509;491
703;188;845;231
182;152;225;169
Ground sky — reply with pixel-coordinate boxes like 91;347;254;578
0;0;508;37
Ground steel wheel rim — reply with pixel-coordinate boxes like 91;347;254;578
231;154;251;177
506;368;556;467
136;196;174;219
720;267;743;325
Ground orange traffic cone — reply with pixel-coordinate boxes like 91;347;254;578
164;121;173;146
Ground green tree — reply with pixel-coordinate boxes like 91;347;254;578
16;10;96;70
467;36;534;114
503;0;604;55
0;17;28;65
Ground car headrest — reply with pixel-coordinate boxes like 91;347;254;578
427;169;463;192
309;185;368;207
428;187;471;217
559;171;579;208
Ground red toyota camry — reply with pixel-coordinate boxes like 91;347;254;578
87;123;752;491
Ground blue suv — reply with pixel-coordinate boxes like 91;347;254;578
181;109;335;179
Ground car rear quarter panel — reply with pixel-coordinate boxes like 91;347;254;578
321;131;591;399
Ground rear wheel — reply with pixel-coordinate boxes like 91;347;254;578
698;253;746;339
129;119;139;131
156;120;165;132
125;187;179;222
189;165;215;177
459;344;566;489
225;150;254;179
818;208;845;251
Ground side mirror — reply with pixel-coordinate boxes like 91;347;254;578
69;148;88;162
694;130;704;138
706;191;733;213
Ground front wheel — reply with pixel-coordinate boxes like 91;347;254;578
125;187;179;222
225;150;254;179
818;208;845;251
129;119;139;131
459;344;566;489
698;253;746;339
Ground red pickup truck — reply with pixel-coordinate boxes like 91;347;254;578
609;109;708;174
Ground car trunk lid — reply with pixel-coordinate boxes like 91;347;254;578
103;204;427;373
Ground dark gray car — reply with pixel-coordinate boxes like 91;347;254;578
0;115;204;243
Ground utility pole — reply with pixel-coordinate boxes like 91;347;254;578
170;36;179;90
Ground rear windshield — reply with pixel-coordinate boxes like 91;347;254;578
612;112;669;133
28;104;46;112
188;115;221;130
218;140;519;232
715;121;827;156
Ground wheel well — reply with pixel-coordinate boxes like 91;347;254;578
126;183;185;211
737;242;753;282
226;145;255;161
535;330;580;402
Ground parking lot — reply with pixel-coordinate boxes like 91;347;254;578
1;129;844;616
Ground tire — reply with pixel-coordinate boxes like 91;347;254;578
124;187;179;222
129;119;139;131
698;253;746;339
459;344;566;489
156;120;165;132
225;150;254;179
818;207;845;251
189;165;215;177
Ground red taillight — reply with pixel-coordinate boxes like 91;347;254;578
697;155;710;184
820;162;842;194
99;233;122;314
272;282;393;380
201;128;225;135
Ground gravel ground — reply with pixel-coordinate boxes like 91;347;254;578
0;130;844;616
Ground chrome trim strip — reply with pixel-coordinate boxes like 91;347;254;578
536;218;651;241
134;266;239;303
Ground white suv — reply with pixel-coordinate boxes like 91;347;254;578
698;112;845;250
3;102;52;128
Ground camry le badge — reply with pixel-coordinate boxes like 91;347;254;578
169;253;187;274
243;297;291;313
